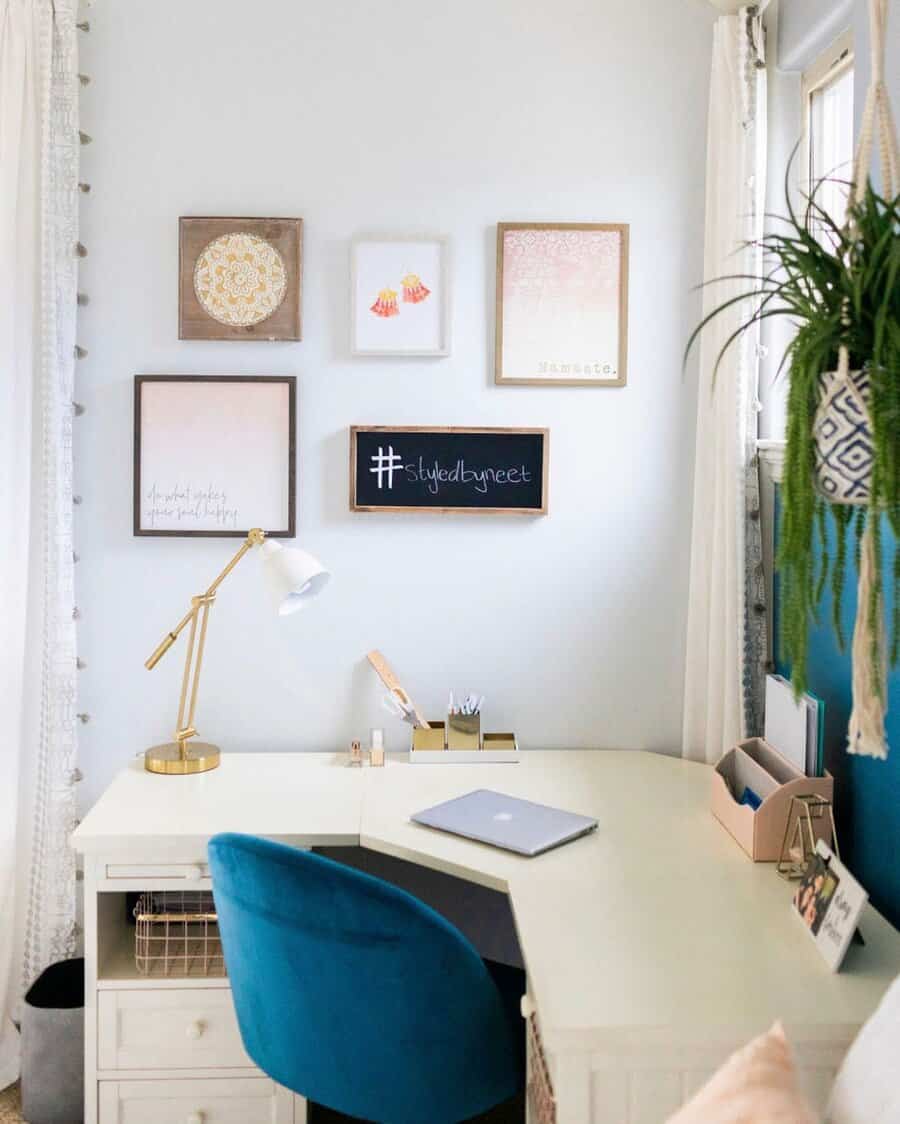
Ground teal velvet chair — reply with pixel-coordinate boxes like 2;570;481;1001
208;833;524;1124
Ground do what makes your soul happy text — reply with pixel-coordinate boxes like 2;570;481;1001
144;482;239;528
369;445;533;496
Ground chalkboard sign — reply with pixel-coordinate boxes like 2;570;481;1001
350;426;548;514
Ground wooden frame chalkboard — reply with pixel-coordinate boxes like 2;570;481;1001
349;426;549;515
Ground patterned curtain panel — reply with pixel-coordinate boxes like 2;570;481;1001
682;7;768;763
0;0;79;1088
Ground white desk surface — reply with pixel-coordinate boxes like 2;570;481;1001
73;751;362;854
74;749;900;1052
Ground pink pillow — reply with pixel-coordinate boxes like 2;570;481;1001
666;1022;819;1124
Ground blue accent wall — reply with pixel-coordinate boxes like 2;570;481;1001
774;497;900;929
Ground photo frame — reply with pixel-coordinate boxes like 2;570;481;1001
495;222;629;386
179;217;302;341
793;840;868;972
134;375;296;538
351;236;451;356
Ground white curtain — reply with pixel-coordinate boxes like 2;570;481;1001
682;8;767;764
0;0;79;1088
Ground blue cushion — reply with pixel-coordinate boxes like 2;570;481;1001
208;834;523;1124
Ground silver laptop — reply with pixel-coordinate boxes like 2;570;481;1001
411;789;598;856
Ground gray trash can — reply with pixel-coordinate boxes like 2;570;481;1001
20;958;84;1124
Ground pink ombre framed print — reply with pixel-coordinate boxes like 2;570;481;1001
133;375;296;538
495;223;629;387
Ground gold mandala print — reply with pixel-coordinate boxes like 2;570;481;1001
193;232;287;327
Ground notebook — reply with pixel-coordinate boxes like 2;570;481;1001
764;674;823;777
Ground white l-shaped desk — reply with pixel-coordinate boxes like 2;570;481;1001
73;750;900;1124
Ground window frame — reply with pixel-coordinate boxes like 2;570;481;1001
800;30;854;208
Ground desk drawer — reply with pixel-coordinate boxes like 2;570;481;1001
98;1077;293;1124
106;863;209;882
98;990;251;1071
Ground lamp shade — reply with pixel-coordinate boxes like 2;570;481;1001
259;540;330;616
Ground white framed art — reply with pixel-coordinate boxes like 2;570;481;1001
133;375;296;538
351;236;451;356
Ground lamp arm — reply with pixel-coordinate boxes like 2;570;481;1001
144;528;266;670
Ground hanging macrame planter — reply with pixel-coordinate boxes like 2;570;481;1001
813;368;873;506
810;0;898;759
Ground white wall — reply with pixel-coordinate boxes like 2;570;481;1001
75;0;714;810
777;0;852;70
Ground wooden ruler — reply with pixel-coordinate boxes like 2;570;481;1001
366;650;431;729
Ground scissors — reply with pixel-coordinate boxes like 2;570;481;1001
382;688;422;727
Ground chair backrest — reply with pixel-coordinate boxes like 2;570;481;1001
827;972;900;1124
208;833;522;1124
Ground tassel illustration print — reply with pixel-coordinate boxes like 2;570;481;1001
401;273;430;304
370;287;400;318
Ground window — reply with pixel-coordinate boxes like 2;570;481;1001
802;32;854;236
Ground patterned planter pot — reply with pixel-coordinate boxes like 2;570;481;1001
813;367;873;505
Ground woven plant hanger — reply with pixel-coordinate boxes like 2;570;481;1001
839;0;899;759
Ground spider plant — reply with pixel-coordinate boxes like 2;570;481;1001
685;169;900;696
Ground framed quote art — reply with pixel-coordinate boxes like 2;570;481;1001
179;217;302;341
495;222;629;386
133;376;296;538
351;236;451;356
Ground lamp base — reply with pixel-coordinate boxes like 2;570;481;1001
144;741;221;775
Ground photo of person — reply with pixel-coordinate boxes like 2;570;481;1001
792;841;868;972
794;853;840;936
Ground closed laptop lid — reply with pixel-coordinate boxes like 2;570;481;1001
411;789;598;856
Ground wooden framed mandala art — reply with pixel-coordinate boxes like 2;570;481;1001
179;217;303;341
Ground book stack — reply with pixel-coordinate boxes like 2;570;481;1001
764;674;824;778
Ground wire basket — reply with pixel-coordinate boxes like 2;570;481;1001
526;1010;556;1124
134;891;226;978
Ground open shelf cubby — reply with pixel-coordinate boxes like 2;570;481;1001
96;891;229;990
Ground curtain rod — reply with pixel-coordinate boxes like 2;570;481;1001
746;6;767;69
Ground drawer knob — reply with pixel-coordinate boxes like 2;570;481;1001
185;864;204;882
186;1113;205;1124
186;1019;205;1040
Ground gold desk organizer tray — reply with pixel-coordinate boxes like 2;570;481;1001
409;719;520;763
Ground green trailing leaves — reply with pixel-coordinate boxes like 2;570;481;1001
686;173;900;696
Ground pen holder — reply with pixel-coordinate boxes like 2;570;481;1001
412;721;447;752
447;713;480;750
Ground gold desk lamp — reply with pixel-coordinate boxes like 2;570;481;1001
144;527;330;776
